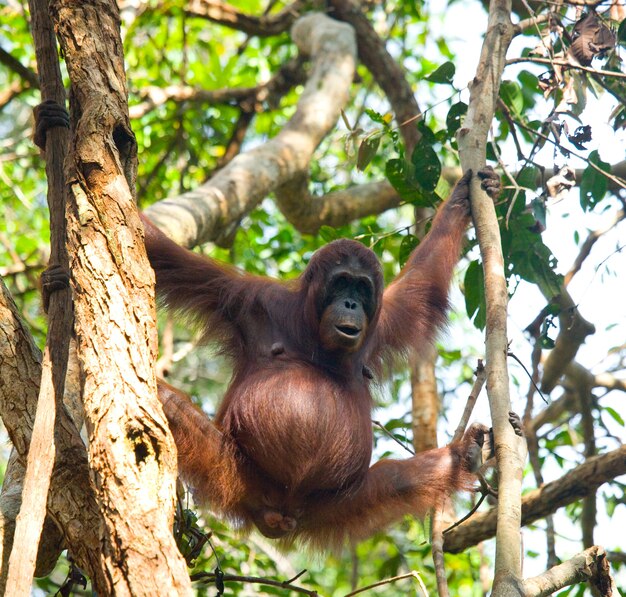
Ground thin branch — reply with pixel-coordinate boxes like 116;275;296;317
564;209;626;286
129;58;304;120
432;509;450;597
506;56;626;80
0;47;39;88
457;1;525;592
190;571;319;596
452;360;486;443
372;420;415;455
5;0;73;590
513;118;626;192
345;571;428;597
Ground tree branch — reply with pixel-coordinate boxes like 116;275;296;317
506;56;626;80
184;0;306;36
144;13;357;249
328;0;422;153
129;58;305;120
523;546;618;597
540;289;595;394
5;0;74;590
444;445;626;553
456;2;525;593
0;279;102;588
0;47;39;88
49;0;191;592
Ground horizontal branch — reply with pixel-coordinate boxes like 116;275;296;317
444;445;626;553
506;56;626;80
184;0;305;36
275;175;402;234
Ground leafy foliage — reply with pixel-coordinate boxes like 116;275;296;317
1;0;626;594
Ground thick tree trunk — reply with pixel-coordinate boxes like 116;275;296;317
45;1;191;593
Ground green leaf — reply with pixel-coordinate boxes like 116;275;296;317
530;197;546;231
411;142;441;192
386;159;419;201
425;61;455;85
464;260;486;330
505;213;563;298
357;133;381;171
580;150;611;210
516;165;540;190
416;120;437;144
605;406;625;427
319;225;338;242
446;101;467;137
500;80;524;117
365;107;389;126
399;234;419;267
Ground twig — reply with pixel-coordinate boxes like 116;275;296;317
443;491;488;535
452;360;487;443
372;419;415;455
513;117;626;191
564;210;626;287
344;571;428;597
508;351;548;404
506;56;626;80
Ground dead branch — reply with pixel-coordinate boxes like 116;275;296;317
523;546;618;597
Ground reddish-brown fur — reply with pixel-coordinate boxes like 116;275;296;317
143;169;498;550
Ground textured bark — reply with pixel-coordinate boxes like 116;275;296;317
4;0;73;590
0;279;102;589
48;1;191;594
410;343;439;453
456;2;524;595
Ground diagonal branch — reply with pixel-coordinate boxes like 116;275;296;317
328;0;423;153
144;13;357;249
